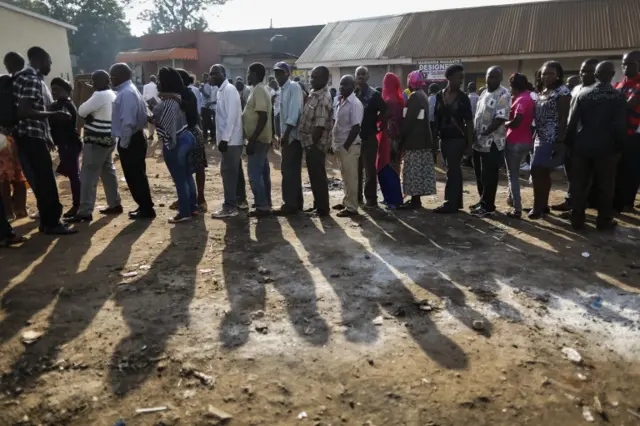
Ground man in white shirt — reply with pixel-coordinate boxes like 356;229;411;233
142;75;158;141
68;70;122;222
209;64;247;218
332;75;364;217
188;75;203;112
200;74;216;142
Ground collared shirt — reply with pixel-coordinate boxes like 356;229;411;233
332;93;363;150
142;81;158;102
474;85;511;152
428;94;436;122
269;87;281;115
12;67;52;142
215;80;244;146
469;92;480;118
614;74;640;135
190;84;203;111
112;80;148;148
356;85;387;140
243;82;272;143
300;86;333;150
201;83;216;109
567;82;627;156
279;79;304;141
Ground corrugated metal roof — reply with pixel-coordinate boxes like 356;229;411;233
296;15;406;64
0;0;77;31
217;25;323;57
385;0;640;59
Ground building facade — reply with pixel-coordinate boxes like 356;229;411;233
297;0;640;89
0;1;76;84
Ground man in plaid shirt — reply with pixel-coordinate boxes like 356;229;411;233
299;66;333;217
13;46;76;235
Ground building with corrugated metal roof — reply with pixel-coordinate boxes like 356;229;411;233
296;0;640;88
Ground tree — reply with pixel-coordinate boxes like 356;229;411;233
141;0;228;34
8;0;131;73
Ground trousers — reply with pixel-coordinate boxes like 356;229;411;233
118;131;153;213
337;143;362;212
78;143;121;216
281;139;303;210
305;145;330;214
220;145;247;210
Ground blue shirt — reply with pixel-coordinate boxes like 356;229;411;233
190;85;203;111
279;80;304;140
112;80;148;148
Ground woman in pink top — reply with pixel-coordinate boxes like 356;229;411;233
504;73;535;218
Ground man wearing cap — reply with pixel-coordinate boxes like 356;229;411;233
274;61;305;215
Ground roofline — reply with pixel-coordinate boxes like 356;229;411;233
0;1;77;31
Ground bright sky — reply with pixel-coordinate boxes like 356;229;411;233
127;0;548;35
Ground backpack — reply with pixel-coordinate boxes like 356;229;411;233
0;74;17;129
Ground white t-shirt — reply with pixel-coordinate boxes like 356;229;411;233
142;81;158;102
215;80;244;146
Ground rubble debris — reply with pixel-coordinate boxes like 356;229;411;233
205;405;233;423
373;316;384;326
561;347;583;365
121;271;138;278
298;411;308;419
135;406;168;414
21;330;43;345
258;266;270;275
582;406;594;422
472;320;485;331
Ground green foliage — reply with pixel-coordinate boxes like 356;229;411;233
142;0;228;34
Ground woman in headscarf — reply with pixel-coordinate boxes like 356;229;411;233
399;71;437;209
50;77;82;218
375;73;404;208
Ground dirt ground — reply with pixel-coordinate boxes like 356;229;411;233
1;142;640;426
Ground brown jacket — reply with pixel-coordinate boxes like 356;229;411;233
402;89;433;151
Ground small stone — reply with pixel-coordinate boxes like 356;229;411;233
298;411;308;419
577;373;588;381
368;359;374;366
21;330;43;345
372;316;384;326
258;266;270;275
250;310;265;320
255;324;269;334
561;347;583;365
541;377;551;387
472;320;485;331
205;405;232;423
582;406;594;422
593;396;603;415
582;252;591;258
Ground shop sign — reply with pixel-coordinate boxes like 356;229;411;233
418;59;462;81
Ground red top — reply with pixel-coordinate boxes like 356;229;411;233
614;74;640;135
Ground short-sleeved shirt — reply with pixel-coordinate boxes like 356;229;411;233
614;74;640;135
300;86;333;151
474;85;511;152
434;90;473;140
243;82;272;143
12;67;52;142
469;92;480;118
356;85;387;140
506;91;535;145
332;93;363;150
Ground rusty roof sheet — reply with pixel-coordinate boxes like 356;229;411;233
296;15;407;64
384;0;640;59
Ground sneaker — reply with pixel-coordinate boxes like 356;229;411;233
65;214;93;223
237;200;249;210
520;163;531;172
332;204;345;211
212;208;239;219
99;205;123;215
168;215;191;224
469;202;482;210
470;207;494;218
364;200;378;209
336;209;358;218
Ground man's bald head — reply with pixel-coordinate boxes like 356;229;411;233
91;69;110;91
486;66;503;91
109;63;132;87
595;61;616;84
339;74;356;98
209;64;226;86
355;66;369;87
622;50;640;78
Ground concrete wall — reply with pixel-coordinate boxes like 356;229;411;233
0;8;73;85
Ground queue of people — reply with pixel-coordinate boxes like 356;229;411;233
1;46;639;247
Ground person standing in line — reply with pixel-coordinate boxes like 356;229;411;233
66;70;122;223
504;73;535;218
433;64;474;214
199;73;215;143
110;63;155;220
49;77;82;219
13;46;76;234
273;62;304;215
613;50;640;212
566;61;626;231
0;198;25;246
268;78;281;141
236;77;250;109
427;83;440;165
210;64;246;218
355;66;387;208
299;66;332;217
468;82;480;118
399;71;437;210
529;61;571;219
189;75;204;116
142;75;158;141
0;52;28;220
244;63;273;217
552;58;599;214
566;75;581;93
332;75;364;217
471;66;511;218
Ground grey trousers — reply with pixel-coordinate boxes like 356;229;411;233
281;139;303;210
220;145;247;210
78;143;121;216
504;143;531;213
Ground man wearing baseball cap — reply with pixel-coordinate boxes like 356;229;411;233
274;61;305;215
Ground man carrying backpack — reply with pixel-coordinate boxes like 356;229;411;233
12;46;76;235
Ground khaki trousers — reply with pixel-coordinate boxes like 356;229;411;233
336;143;361;213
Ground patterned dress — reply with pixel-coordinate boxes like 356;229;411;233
0;135;25;183
532;85;571;168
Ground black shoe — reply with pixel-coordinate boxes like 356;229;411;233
337;209;358;218
596;219;618;231
505;210;522;219
129;209;156;220
274;205;299;216
527;210;545;220
63;206;79;219
43;224;77;235
364;200;378;209
248;210;272;218
65;214;92;223
433;205;458;214
332;204;345;211
100;205;124;215
468;202;482;210
551;201;572;212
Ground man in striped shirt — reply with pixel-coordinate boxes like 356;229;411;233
67;70;122;222
613;50;640;212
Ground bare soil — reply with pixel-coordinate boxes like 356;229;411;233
1;143;640;426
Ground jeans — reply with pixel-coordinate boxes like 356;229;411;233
504;143;532;213
440;138;467;210
15;136;63;228
220;145;246;210
163;132;197;218
473;144;504;212
78;143;121;216
118;131;154;213
247;142;271;211
281;139;303;210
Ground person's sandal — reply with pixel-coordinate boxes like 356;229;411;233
1;234;26;247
